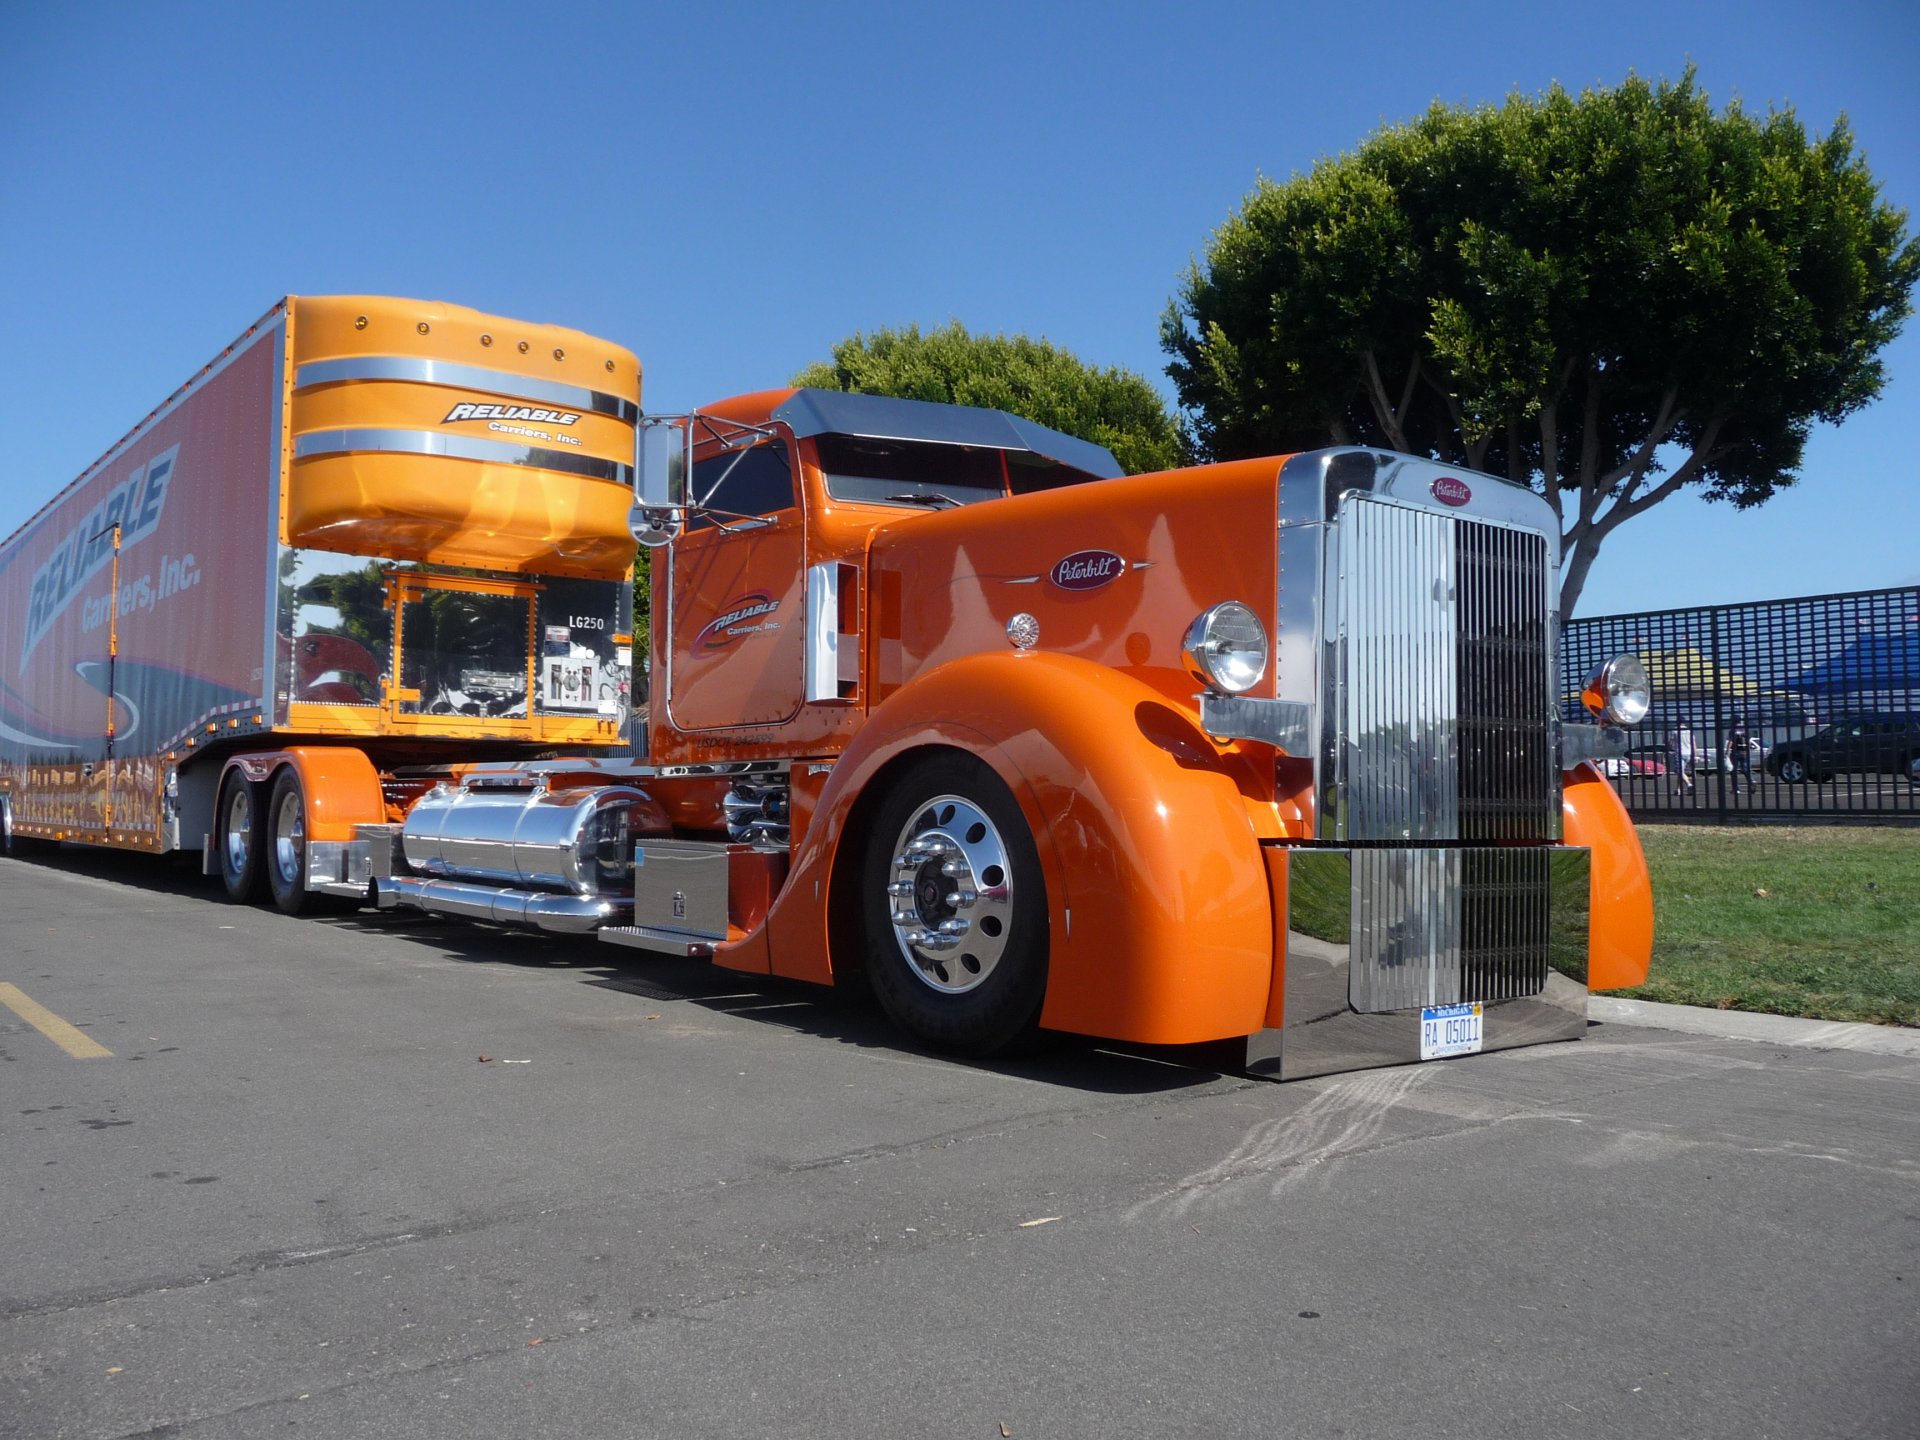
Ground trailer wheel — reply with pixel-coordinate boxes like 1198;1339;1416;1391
861;753;1048;1056
265;768;329;916
216;771;267;902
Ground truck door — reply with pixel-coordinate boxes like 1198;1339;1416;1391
665;438;807;733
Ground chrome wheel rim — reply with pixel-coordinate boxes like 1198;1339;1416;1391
225;787;254;876
885;794;1014;995
272;789;304;888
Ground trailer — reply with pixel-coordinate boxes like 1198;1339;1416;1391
1;297;1656;1078
0;296;640;913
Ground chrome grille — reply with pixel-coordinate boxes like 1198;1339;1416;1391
1456;518;1554;840
1335;498;1555;843
1349;847;1553;1012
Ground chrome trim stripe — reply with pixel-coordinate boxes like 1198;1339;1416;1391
293;427;632;485
294;356;638;421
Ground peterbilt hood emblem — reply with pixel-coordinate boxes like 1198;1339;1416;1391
1430;476;1472;507
1049;549;1126;591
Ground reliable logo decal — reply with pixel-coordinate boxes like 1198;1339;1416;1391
692;592;781;655
443;402;581;426
21;445;178;674
1430;476;1473;507
1049;549;1127;592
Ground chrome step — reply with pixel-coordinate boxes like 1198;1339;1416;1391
598;925;717;959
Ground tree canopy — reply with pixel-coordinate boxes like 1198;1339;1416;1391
793;322;1183;476
1161;68;1919;613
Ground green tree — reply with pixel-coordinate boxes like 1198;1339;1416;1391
1163;68;1919;614
793;322;1183;476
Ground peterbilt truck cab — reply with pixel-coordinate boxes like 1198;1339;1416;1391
376;385;1653;1076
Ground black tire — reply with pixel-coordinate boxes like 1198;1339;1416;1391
1776;755;1809;784
216;771;267;902
860;753;1048;1056
265;767;326;916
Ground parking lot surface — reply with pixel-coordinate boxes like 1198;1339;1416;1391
2;850;1915;1439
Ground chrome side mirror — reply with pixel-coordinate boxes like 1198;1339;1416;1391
630;416;688;549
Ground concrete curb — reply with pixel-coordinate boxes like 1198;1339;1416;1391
1590;995;1920;1058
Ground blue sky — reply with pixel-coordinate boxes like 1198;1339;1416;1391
2;0;1915;618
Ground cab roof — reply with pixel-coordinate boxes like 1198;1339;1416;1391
750;387;1123;480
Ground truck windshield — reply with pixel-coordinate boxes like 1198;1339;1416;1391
816;435;1109;508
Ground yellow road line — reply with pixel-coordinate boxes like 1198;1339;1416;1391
0;982;114;1059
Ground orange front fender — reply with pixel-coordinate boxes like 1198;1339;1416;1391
753;652;1275;1045
1562;763;1654;990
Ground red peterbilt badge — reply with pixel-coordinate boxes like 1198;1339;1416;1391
1049;549;1126;591
1431;476;1472;507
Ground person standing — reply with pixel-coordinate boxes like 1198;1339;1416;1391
1727;717;1755;792
1672;724;1696;793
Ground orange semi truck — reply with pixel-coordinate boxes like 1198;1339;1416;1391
0;295;1653;1078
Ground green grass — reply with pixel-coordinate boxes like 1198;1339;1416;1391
1605;825;1920;1027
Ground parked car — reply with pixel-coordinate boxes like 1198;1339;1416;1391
1765;715;1920;783
1595;747;1669;779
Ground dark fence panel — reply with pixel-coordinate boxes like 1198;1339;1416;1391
1564;586;1920;821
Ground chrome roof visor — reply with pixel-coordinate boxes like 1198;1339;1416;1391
769;388;1123;480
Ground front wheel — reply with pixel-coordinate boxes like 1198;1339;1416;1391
1776;756;1809;784
860;754;1049;1057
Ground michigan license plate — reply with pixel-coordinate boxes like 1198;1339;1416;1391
1420;1002;1483;1060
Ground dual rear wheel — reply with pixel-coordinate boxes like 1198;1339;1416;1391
216;768;328;915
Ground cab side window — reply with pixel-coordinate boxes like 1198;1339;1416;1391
687;440;795;531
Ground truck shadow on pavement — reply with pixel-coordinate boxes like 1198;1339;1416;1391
18;846;1229;1098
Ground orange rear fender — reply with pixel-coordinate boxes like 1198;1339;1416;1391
219;748;384;842
756;652;1275;1045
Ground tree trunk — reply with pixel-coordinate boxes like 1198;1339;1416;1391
1559;535;1601;618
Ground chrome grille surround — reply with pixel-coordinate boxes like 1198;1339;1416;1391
1272;451;1563;845
1271;450;1570;1018
1329;494;1558;844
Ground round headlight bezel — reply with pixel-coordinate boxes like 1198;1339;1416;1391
1183;601;1270;695
1583;654;1652;726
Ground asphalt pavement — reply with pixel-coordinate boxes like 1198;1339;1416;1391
2;848;1915;1439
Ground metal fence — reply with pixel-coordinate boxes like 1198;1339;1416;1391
1563;586;1920;821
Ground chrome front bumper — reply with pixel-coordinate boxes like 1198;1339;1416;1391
1239;844;1591;1080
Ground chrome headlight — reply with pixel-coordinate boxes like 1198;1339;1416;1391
1183;601;1269;695
1582;655;1652;726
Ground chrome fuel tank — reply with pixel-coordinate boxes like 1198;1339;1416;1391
403;782;658;895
